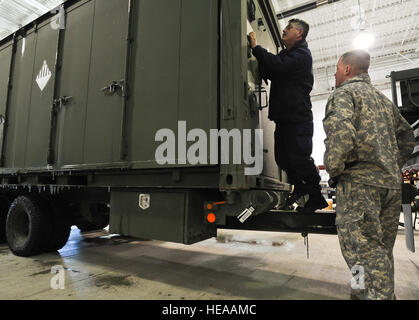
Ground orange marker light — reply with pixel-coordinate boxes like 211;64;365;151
206;203;213;210
207;213;216;223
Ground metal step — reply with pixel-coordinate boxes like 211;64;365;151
222;209;337;235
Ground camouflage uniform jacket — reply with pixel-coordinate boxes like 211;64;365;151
323;73;415;189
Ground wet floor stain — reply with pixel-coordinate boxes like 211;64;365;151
82;236;138;247
33;260;62;268
272;241;285;247
217;235;286;247
29;269;51;277
110;236;150;244
82;238;110;245
93;274;133;289
216;235;233;243
28;265;81;277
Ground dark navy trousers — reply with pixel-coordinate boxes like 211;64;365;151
274;121;321;195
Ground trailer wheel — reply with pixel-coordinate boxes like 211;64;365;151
76;216;109;233
6;196;51;257
0;195;12;243
76;204;109;232
43;199;72;253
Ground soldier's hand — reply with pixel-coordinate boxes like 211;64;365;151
248;32;257;49
328;176;341;188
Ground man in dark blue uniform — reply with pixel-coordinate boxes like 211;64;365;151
249;19;327;211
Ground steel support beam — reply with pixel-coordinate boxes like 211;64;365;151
277;0;342;20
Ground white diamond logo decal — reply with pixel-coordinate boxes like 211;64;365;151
36;60;52;91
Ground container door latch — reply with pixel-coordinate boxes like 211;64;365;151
101;80;125;95
52;96;73;110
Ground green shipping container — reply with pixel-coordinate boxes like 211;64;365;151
0;0;336;257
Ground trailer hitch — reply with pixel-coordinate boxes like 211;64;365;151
204;191;281;225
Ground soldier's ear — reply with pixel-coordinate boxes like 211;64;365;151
297;29;304;39
344;65;351;75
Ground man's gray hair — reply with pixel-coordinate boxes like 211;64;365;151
289;18;310;39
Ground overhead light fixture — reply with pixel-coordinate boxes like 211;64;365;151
351;0;374;50
353;31;375;50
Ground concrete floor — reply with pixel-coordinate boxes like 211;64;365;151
0;224;418;300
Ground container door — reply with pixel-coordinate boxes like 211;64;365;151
5;33;37;168
82;0;129;166
127;0;219;168
55;1;95;167
0;44;13;165
25;24;60;168
247;1;282;182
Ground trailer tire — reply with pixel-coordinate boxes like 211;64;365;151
76;216;109;233
76;204;109;232
0;195;12;243
6;196;51;257
43;199;72;253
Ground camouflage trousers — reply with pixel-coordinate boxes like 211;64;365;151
335;179;401;300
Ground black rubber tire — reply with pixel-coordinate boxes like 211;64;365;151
6;196;51;257
0;195;12;243
76;216;109;233
42;199;72;253
76;204;109;232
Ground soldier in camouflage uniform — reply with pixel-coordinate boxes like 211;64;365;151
323;50;415;300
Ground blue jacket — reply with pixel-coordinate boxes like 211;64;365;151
252;39;314;124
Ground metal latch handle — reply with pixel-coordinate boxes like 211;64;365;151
53;96;73;110
256;85;268;110
101;80;125;95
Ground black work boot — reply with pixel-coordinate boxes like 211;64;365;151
286;190;304;206
276;191;301;210
296;191;328;213
285;182;312;206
